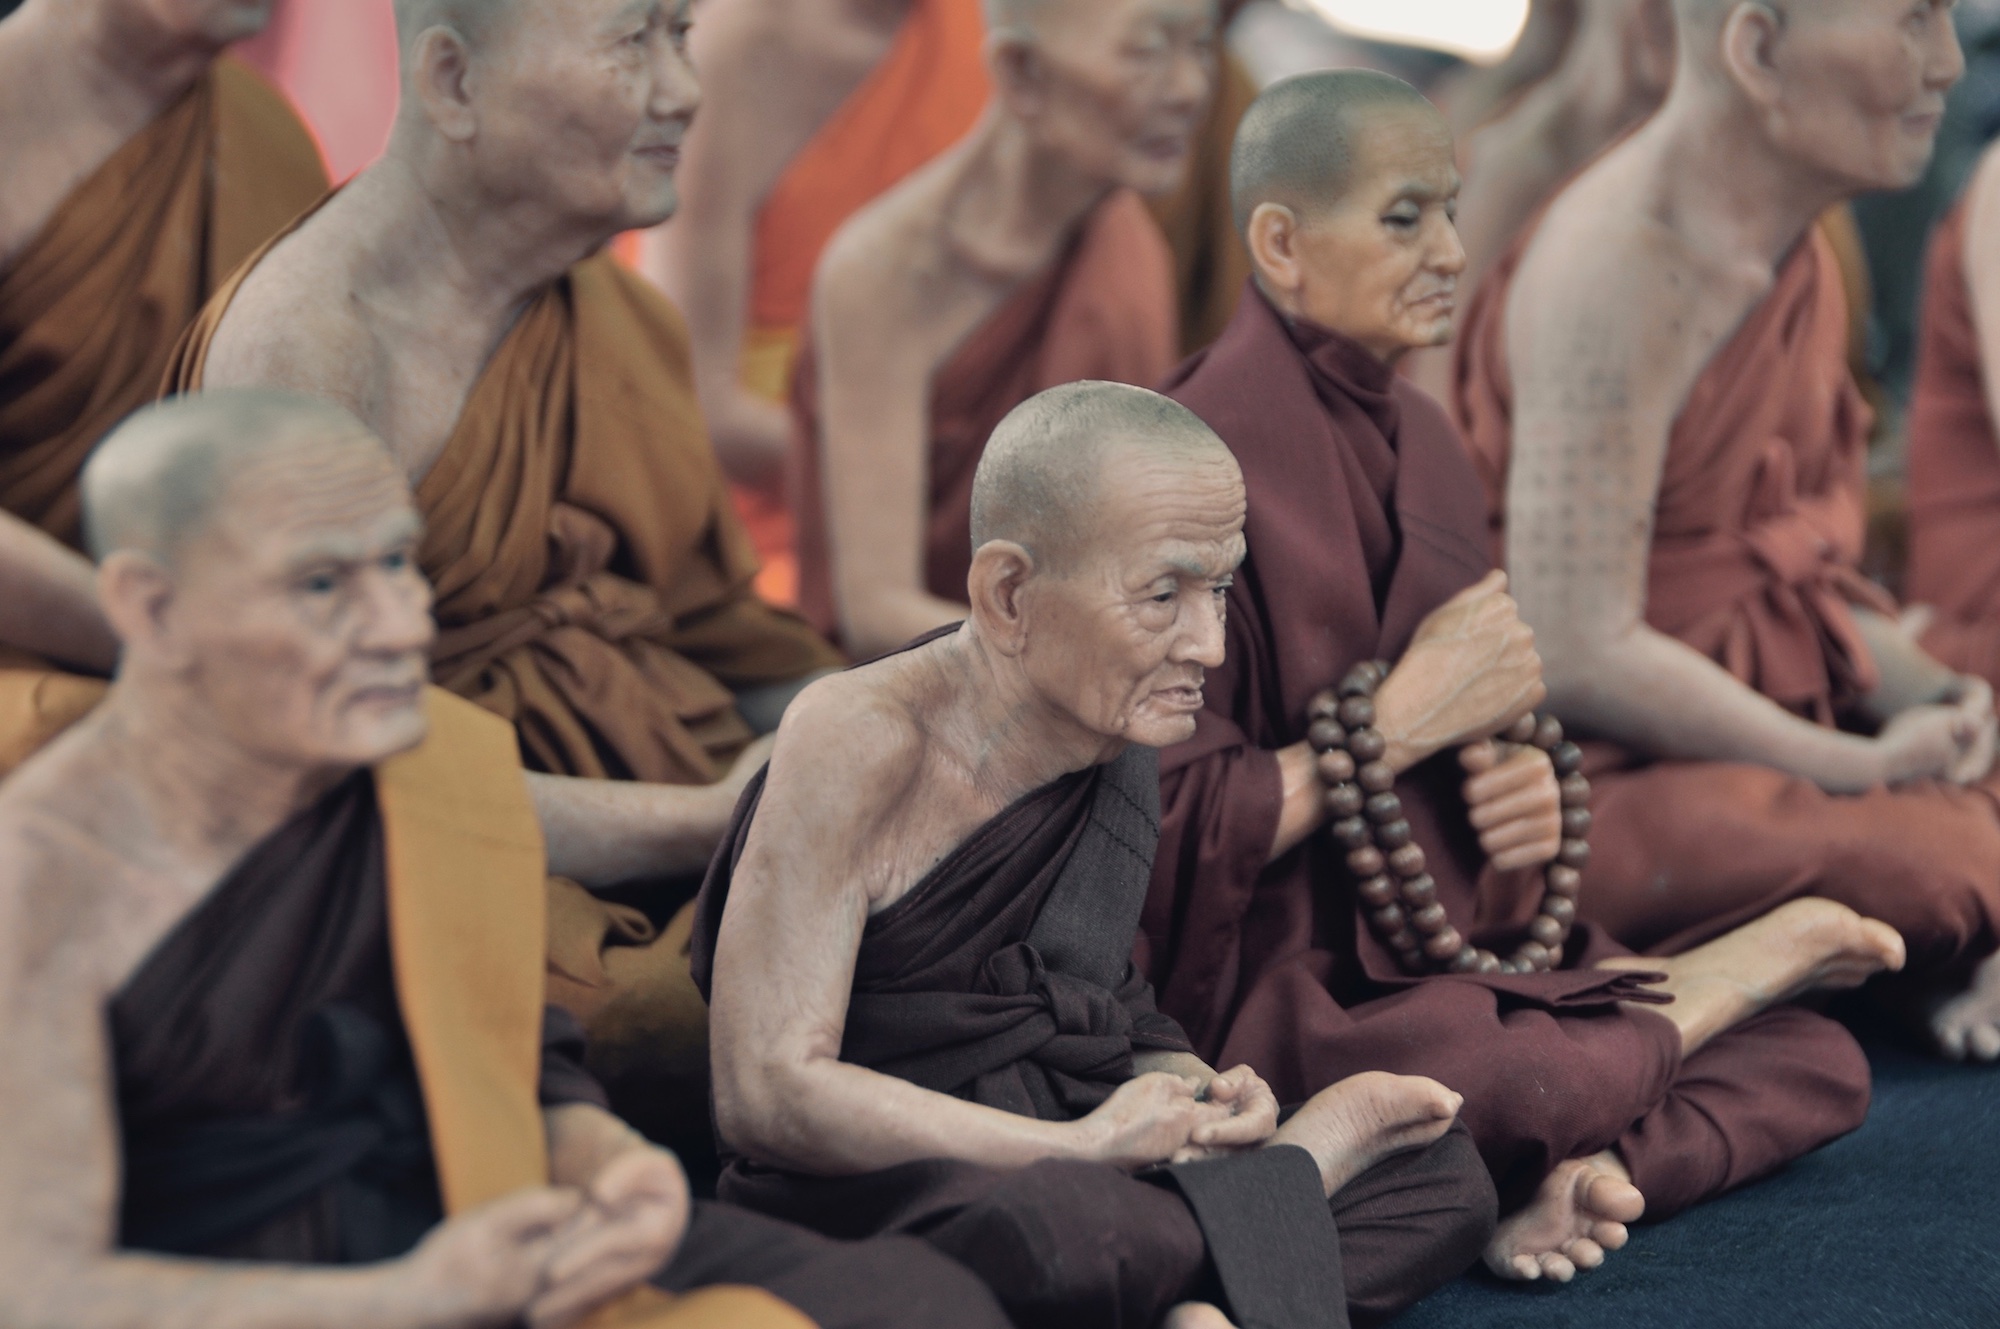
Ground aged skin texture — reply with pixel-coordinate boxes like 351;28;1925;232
792;0;1207;657
1454;0;2000;1055
0;0;323;674
0;389;1010;1329
702;382;1503;1328
1153;68;1902;1285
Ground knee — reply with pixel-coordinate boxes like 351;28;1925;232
834;1236;1015;1329
1340;1124;1496;1327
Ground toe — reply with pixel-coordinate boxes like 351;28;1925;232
1563;1238;1605;1270
1539;1253;1576;1283
1937;1016;1969;1061
1972;1023;2000;1062
1590;1220;1630;1251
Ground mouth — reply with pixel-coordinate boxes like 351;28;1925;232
1153;683;1206;712
635;144;683;171
1903;110;1945;135
1137;133;1191;165
347;680;425;710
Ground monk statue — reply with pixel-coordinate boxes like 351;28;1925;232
1151;69;1906;1284
1905;136;2000;690
1454;0;2000;1061
693;381;1501;1328
0;0;325;752
0;390;1014;1329
159;0;846;1096
790;0;1210;656
639;0;988;604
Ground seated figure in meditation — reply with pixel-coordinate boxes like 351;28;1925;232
161;0;846;1093
639;0;988;601
1454;0;2000;1059
694;382;1502;1328
0;0;326;752
790;0;1208;656
1151;69;1904;1283
0;391;1012;1329
1905;136;2000;689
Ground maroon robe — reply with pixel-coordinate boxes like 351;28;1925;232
1148;284;1873;1215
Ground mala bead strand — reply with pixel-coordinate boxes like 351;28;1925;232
1305;662;1593;976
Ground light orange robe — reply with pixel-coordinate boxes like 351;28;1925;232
1146;50;1258;356
790;190;1180;645
737;0;990;604
1905;201;2000;686
1455;226;2000;972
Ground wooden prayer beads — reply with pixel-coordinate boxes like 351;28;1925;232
1306;661;1592;976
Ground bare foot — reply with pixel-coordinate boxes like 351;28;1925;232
1269;1070;1462;1196
1484;1152;1646;1283
1931;949;2000;1061
1162;1303;1237;1329
1598;898;1905;1054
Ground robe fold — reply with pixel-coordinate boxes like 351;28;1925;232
1456;216;2000;968
790;189;1179;642
692;730;1497;1328
1907;201;2000;686
1155;285;1871;1215
109;686;1002;1329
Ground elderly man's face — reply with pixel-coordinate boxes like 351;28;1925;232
167;439;436;771
1018;445;1245;748
1764;0;1961;192
469;0;699;234
129;0;274;43
1011;0;1215;197
1287;107;1464;363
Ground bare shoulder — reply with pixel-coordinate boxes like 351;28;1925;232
1964;138;2000;261
0;781;127;1002
202;215;378;410
814;167;950;323
761;655;933;833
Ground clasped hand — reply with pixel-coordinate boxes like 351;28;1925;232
1461;741;1564;870
1084;1066;1280;1172
1876;674;1998;788
1374;571;1547;768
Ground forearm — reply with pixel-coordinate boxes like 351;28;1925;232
1268;696;1435;863
526;773;732;886
1131;1051;1216;1084
546;1103;648;1189
1850;608;1960;721
0;514;116;673
719;1058;1095;1176
840;586;966;661
1544;627;1884;792
4;1255;456;1329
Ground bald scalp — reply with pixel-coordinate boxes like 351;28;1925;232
82;392;385;565
1230;69;1440;234
393;0;515;50
970;381;1233;573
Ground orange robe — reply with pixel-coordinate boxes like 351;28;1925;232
0;58;326;779
736;0;990;605
164;231;843;1083
1146;50;1259;356
790;189;1179;644
1455;226;2000;971
1905;201;2000;685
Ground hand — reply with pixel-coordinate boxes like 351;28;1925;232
1081;1072;1232;1172
1374;571;1547;770
528;1147;691;1329
1943;676;1998;784
1874;702;1985;787
397;1187;585;1329
1173;1065;1280;1162
1461;742;1563;870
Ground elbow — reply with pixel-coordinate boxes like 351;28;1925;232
711;1055;824;1171
1534;632;1621;721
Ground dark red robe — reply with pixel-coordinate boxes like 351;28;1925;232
1150;284;1872;1216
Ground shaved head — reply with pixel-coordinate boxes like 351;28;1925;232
970;381;1234;573
82;392;387;565
392;0;514;49
1230;69;1440;235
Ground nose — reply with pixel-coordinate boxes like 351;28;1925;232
1431;210;1467;277
356;564;437;660
1930;11;1966;91
1177;589;1228;670
1164;40;1212;115
652;23;702;123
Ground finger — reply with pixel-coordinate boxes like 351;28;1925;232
1490;838;1563;872
546;1208;679;1287
1459;740;1499;775
1192;1113;1277;1148
1468;783;1559;830
1454;569;1508;602
1478;814;1561;854
1463;752;1552;805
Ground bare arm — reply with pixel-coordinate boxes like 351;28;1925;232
1964;142;2000;473
708;682;1216;1175
811;236;973;656
0;512;117;672
0;833;577;1329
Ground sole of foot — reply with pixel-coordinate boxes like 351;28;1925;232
1271;1070;1462;1197
1484;1153;1646;1283
1930;948;2000;1062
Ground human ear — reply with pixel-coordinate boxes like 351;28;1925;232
1245;202;1304;296
96;553;182;668
966;541;1036;657
1719;2;1785;110
985;29;1047;119
412;27;480;142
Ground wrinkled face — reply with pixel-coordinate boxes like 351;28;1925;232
167;439;436;771
1005;0;1216;196
1018;444;1245;748
127;0;274;44
1289;106;1464;363
1762;0;1961;191
467;0;699;234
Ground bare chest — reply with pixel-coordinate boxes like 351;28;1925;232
0;119;137;273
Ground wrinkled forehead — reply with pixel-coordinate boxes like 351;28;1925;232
195;444;420;571
1345;103;1456;195
1088;447;1247;575
1028;0;1216;41
472;0;686;55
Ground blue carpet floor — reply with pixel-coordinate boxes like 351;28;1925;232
1392;1042;2000;1329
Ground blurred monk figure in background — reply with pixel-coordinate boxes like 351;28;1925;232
0;0;325;762
641;0;990;605
1455;0;2000;1059
1905;138;2000;690
165;0;843;1112
791;0;1212;656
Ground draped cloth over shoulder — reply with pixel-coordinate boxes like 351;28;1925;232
1153;284;1872;1216
1452;215;2000;973
789;189;1179;644
1907;201;2000;687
